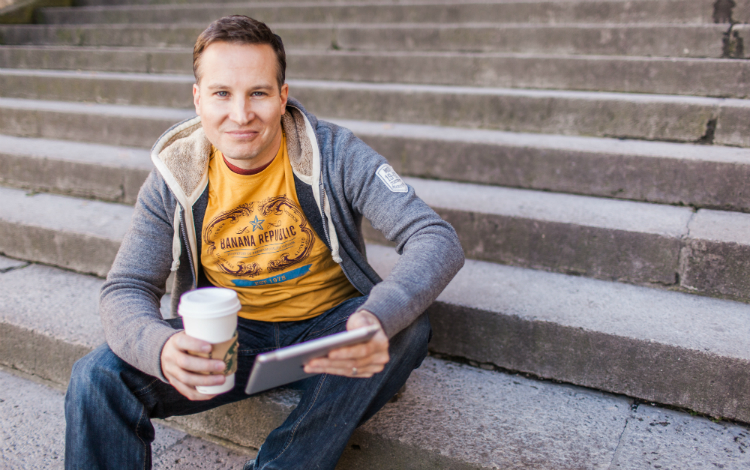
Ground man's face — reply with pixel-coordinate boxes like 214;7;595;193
193;42;289;170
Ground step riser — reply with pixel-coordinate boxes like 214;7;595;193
368;134;750;214
1;74;742;146
0;106;174;147
0;152;148;204
681;240;750;301
0;24;732;59
4;48;750;99
428;302;750;422
0;220;118;277
36;2;716;26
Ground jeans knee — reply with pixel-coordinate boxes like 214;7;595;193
67;344;124;405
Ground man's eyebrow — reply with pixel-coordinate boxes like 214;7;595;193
206;83;275;91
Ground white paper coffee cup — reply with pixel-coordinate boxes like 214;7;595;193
179;288;241;395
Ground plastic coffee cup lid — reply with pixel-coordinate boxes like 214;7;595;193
179;288;241;319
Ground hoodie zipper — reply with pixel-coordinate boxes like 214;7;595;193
178;206;197;289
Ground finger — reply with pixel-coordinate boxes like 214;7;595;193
173;332;213;354
174;352;226;374
304;363;384;377
169;377;219;401
167;367;227;388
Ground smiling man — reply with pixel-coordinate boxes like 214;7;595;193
64;16;463;470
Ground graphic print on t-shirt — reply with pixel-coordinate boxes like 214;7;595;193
203;194;315;286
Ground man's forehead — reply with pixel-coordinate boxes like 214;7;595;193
197;42;277;83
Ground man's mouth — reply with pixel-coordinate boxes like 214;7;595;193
226;130;259;139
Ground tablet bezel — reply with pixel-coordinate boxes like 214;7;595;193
244;324;380;395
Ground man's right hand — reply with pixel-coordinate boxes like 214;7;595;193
161;331;228;401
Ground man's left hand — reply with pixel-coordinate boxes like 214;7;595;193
303;310;389;378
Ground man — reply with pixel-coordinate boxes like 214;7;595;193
65;15;463;469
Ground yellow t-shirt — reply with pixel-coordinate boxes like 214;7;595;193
201;135;359;322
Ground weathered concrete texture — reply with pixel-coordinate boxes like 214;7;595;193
0;23;732;58
0;44;193;74
0;369;252;470
0;135;151;203
0;70;740;144
0;68;195;107
680;209;750;301
288;51;750;99
5;46;750;98
0;23;332;49
0;186;132;277
403;177;693;285
341;119;750;212
0;97;193;147
0;0;69;24
367;244;750;422
35;1;717;26
0;253;27;270
292;80;725;144
610;405;750;469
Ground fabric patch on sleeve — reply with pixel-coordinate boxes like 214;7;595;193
376;164;408;193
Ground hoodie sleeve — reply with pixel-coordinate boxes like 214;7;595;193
99;169;182;381
332;129;465;338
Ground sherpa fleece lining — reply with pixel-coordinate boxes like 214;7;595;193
149;105;329;283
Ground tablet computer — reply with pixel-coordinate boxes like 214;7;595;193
244;324;380;395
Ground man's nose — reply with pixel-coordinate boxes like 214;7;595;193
230;97;254;125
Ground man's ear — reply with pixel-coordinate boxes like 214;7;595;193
193;83;201;116
279;83;289;115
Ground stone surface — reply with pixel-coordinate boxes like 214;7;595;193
0;23;731;58
0;369;252;470
0;134;151;203
0;253;27;271
0;186;132;276
341;119;750;212
5;46;750;98
0;70;740;144
0;96;193;147
36;1;717;26
403;177;693;285
368;244;750;421
680;209;750;301
610;405;750;469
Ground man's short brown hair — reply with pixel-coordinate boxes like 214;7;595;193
193;15;286;89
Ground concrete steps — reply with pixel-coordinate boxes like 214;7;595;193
2;185;750;422
3;0;750;465
0;22;743;59
7;121;750;212
3;71;750;146
35;1;727;26
0;368;254;470
6;148;750;300
4;46;750;98
2;257;750;470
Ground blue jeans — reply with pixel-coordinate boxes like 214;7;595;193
65;296;430;470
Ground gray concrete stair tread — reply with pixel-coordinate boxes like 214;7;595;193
407;177;694;237
5;46;750;98
368;245;750;362
0;186;132;240
0;134;151;169
1;256;750;468
0;95;193;119
7;112;750;212
36;1;721;26
0;369;253;470
0;22;735;59
4;71;750;146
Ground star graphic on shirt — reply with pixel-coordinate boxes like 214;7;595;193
249;215;265;232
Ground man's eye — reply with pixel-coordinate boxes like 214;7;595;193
216;91;229;97
252;92;266;97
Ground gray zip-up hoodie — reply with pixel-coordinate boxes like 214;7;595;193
100;98;464;382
